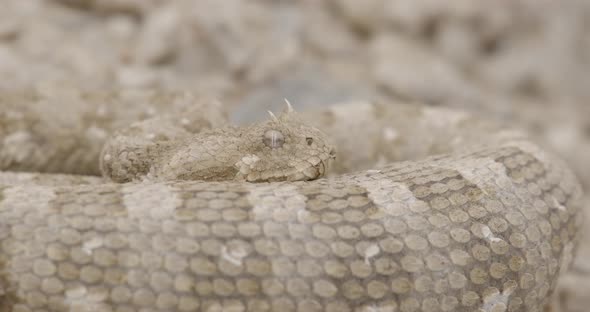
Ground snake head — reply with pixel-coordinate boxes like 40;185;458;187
234;104;336;182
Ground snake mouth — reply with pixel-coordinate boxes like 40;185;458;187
304;156;331;180
237;153;333;183
274;160;328;182
318;159;327;177
239;164;323;183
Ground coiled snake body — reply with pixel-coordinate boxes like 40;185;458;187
0;91;583;312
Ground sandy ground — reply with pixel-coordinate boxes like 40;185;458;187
1;1;589;310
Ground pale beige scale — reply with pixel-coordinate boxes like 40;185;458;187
0;91;584;312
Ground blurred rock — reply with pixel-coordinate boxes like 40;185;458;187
369;33;478;104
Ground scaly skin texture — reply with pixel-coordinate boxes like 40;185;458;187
0;90;227;176
0;92;584;312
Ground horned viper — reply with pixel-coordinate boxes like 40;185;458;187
0;90;583;312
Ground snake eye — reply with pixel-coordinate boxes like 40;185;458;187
306;137;313;146
263;130;285;148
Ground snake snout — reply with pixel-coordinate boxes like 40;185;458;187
329;147;336;160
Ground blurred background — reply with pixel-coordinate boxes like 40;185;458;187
0;0;588;310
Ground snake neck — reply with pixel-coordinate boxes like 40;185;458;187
153;127;245;181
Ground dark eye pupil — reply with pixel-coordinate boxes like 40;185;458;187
306;137;313;145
